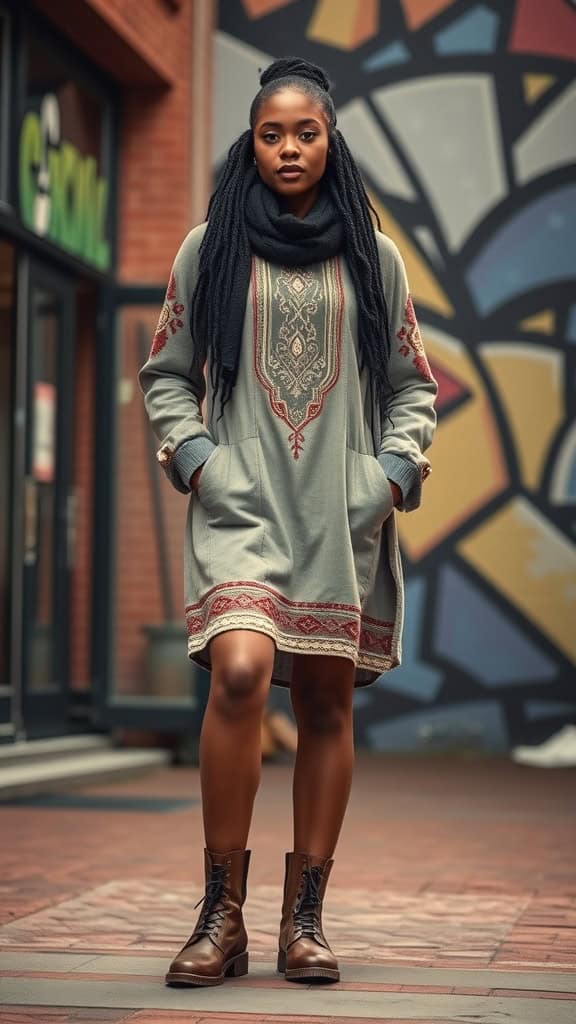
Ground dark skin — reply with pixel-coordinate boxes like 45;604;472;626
192;88;400;858
253;88;329;219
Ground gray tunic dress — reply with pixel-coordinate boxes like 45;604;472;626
138;224;437;688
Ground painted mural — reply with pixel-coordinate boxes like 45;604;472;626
213;0;576;751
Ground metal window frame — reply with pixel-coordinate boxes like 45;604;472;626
0;7;11;203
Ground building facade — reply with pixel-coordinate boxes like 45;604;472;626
1;0;213;742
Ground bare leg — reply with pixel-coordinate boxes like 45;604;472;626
289;655;356;858
200;630;275;852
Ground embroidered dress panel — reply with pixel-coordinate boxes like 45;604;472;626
185;581;394;673
151;272;185;358
396;294;434;383
253;259;343;460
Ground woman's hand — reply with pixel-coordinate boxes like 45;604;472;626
389;481;402;508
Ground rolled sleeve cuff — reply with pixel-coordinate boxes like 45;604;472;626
378;452;421;512
173;436;217;490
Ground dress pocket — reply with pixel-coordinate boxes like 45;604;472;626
346;448;394;596
196;446;224;511
346;448;394;532
195;437;265;581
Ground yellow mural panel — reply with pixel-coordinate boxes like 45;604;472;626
481;344;564;490
458;497;576;663
308;0;378;50
518;309;555;334
369;194;454;319
523;73;556;104
396;331;508;561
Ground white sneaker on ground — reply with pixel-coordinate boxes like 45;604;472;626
511;724;576;767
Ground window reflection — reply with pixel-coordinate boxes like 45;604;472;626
28;287;58;693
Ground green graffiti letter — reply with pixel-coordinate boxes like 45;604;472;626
19;113;41;229
94;177;111;271
59;142;80;253
81;156;97;263
48;148;64;246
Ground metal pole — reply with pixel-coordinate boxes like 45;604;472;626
9;253;29;740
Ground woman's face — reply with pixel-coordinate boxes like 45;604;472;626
253;88;329;215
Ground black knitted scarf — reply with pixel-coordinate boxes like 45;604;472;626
218;166;344;395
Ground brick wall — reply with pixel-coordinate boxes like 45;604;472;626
109;0;198;280
35;0;208;280
115;307;190;696
31;0;213;699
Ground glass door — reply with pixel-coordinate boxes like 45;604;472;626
21;261;76;736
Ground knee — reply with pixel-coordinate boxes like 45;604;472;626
211;658;269;720
295;692;352;736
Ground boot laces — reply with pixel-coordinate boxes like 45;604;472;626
192;864;227;938
293;865;323;940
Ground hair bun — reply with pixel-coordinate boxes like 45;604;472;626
259;57;331;93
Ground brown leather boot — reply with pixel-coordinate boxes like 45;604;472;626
277;851;340;982
165;848;250;986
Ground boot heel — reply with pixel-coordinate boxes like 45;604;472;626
226;951;249;977
277;949;286;973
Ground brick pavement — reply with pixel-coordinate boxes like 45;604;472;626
0;752;575;1022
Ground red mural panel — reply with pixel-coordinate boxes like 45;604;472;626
509;0;576;61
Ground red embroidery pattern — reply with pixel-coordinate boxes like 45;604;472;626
185;581;393;663
396;295;434;382
253;258;343;460
150;271;185;357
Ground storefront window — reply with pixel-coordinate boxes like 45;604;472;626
112;307;196;704
18;34;112;271
0;238;15;690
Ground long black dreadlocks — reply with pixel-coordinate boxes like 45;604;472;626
190;56;395;418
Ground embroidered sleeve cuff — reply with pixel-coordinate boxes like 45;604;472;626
173;437;218;490
378;453;421;512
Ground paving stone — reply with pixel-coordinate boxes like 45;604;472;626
3;978;576;1022
0;755;575;1021
0;1011;127;1023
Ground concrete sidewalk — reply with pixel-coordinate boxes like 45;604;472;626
0;752;575;1023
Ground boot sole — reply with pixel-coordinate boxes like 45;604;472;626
277;949;339;983
165;950;249;987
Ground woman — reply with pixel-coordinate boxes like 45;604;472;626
138;57;437;988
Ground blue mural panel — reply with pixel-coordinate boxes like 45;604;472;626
433;5;499;55
367;700;509;753
378;577;444;701
466;185;576;315
363;41;410;71
524;701;576;721
435;565;557;686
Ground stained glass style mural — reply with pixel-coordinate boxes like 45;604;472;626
214;0;576;751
